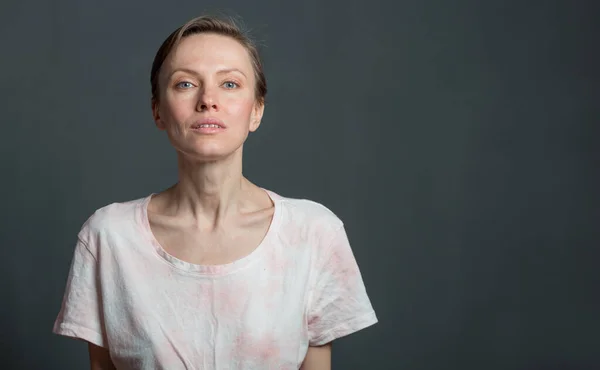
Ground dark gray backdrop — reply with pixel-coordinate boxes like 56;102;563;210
1;0;598;369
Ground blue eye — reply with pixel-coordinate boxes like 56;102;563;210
223;81;239;89
176;81;194;89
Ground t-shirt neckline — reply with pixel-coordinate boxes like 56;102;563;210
137;188;281;276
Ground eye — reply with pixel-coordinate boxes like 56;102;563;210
176;81;194;89
222;81;239;89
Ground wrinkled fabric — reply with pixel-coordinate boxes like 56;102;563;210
53;189;377;369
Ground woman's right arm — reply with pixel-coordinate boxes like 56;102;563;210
88;343;116;370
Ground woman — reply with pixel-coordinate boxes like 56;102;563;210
53;15;377;369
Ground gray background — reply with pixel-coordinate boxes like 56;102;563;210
1;0;598;369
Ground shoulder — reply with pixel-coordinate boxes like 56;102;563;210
77;195;149;244
270;189;343;226
267;189;344;244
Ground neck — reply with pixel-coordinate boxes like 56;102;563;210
169;149;250;230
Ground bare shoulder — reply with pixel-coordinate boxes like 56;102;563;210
239;184;276;227
250;184;276;213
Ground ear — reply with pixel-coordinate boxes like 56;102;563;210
152;99;166;130
249;100;265;132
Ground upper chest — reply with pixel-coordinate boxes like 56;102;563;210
148;207;275;266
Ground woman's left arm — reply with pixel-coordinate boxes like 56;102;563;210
300;343;332;370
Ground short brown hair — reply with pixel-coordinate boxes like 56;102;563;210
150;16;267;105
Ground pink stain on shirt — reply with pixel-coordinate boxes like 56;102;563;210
214;277;252;318
52;191;377;369
232;331;282;367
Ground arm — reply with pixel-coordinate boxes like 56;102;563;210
88;342;116;370
300;343;332;370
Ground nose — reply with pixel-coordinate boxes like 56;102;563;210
197;87;219;112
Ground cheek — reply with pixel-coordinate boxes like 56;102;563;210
223;96;256;120
162;96;195;122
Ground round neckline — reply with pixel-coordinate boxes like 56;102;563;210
138;188;281;277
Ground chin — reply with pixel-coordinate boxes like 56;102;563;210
184;147;241;163
173;137;244;161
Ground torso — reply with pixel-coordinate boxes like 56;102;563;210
146;184;275;266
52;188;378;369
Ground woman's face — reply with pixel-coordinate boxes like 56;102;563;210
153;33;263;162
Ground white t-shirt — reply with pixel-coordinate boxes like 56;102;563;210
53;189;377;369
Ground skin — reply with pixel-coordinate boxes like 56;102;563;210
89;343;115;370
300;343;332;370
89;32;331;369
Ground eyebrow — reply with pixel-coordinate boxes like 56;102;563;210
168;67;247;79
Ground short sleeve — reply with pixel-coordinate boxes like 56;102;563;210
53;236;107;348
307;225;377;346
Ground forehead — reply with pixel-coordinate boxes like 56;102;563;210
164;33;253;74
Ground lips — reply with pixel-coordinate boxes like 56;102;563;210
191;117;226;129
